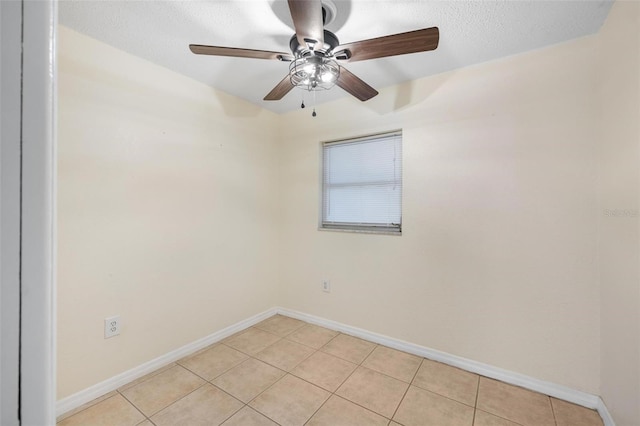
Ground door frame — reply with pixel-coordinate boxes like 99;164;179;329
1;0;57;424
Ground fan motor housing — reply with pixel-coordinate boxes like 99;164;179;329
290;30;340;57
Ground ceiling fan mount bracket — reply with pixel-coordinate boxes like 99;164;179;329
320;0;337;26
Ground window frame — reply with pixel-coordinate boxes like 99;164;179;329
319;130;403;235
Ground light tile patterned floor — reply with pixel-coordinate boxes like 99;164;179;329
57;315;604;426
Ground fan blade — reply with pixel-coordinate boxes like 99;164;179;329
336;67;378;101
189;45;294;61
264;74;294;101
288;0;324;49
336;27;439;62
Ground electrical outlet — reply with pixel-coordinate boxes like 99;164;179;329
104;315;121;339
322;279;331;293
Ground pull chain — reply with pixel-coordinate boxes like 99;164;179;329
299;91;318;117
312;90;317;117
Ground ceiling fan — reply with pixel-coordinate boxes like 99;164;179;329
189;0;439;105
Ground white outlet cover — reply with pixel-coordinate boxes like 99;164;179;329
104;315;120;339
322;280;331;293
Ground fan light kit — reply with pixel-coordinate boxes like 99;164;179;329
290;56;340;91
190;0;439;117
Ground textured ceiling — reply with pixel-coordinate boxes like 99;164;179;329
58;0;613;114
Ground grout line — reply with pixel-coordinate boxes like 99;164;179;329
205;356;254;385
283;334;332;351
391;358;424;424
549;396;559;426
325;393;394;423
352;363;416;389
475;409;526;426
410;382;481;410
329;357;362;393
389;357;423;421
252;338;317;372
471;375;480;425
117;363;178;393
409;358;424;385
318;331;341;348
223;334;284;358
288;356;357;393
250;404;283;425
301;390;331;425
150;381;209;419
240;371;295;426
319;333;378;366
389;384;409;422
304;393;394;425
250;407;282;426
253;318;307;338
243;366;290;406
206;384;247;424
175;362;217;383
358;342;378;366
173;357;247;386
117;388;152;421
471;374;481;424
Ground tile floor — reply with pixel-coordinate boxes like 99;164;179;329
57;315;604;426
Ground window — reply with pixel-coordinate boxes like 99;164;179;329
321;131;402;234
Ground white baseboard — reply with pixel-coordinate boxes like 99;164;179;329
55;307;278;417
57;306;614;426
275;307;615;426
596;397;616;426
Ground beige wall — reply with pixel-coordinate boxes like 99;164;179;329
278;36;601;394
598;1;640;424
57;27;281;398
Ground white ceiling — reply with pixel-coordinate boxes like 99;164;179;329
58;0;613;114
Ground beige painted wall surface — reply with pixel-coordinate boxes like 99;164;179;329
56;27;280;398
598;1;640;424
278;36;601;393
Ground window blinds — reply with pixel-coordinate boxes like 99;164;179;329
322;131;402;232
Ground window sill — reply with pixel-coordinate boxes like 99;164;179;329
318;226;402;236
